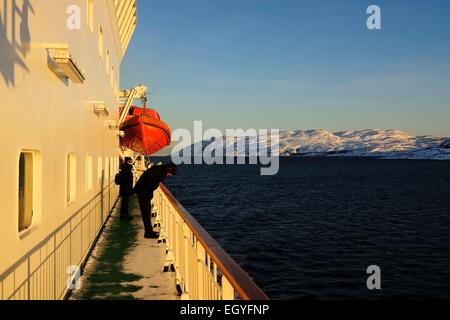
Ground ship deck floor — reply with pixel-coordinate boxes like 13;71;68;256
70;195;179;300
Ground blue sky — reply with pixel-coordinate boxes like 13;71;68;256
121;0;450;137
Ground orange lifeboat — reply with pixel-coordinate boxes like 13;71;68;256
119;106;171;155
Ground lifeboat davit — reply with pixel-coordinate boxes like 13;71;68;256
119;106;171;155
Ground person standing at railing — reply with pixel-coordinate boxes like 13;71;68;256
116;157;134;220
133;162;177;239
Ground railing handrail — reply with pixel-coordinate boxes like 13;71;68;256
159;183;269;300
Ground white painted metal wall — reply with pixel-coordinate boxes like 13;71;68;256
0;0;136;299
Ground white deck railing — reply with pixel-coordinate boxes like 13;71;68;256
0;181;119;300
1;176;269;300
154;184;268;300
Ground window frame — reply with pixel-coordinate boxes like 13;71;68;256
106;50;110;75
98;156;103;187
87;0;94;33
105;156;110;183
18;152;34;233
98;26;104;59
110;66;114;88
86;154;93;192
66;153;77;206
18;150;42;239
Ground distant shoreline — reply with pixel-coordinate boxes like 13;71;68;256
148;155;450;161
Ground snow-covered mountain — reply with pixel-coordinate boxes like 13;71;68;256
440;140;450;149
280;129;449;159
384;138;450;160
181;129;450;160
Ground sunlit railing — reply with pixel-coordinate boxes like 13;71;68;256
154;184;269;300
0;181;119;300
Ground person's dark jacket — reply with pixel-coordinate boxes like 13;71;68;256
133;165;168;199
119;162;134;196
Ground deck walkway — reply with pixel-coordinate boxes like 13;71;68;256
70;195;179;300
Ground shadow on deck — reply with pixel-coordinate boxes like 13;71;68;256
70;196;179;300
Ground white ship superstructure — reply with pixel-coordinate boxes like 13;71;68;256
0;0;136;299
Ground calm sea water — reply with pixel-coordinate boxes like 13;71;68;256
160;157;450;300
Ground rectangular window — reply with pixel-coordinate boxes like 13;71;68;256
106;50;110;75
116;79;120;91
109;158;112;180
86;155;93;192
87;0;94;33
66;153;76;204
98;156;103;186
98;26;104;59
18;152;34;232
110;67;114;88
105;157;110;182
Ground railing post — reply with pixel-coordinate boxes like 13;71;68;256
164;200;175;272
69;219;72;269
27;257;30;300
108;180;111;214
53;236;56;300
100;172;104;223
196;243;205;300
181;224;190;300
207;255;212;299
222;276;235;300
174;214;182;291
213;261;218;299
80;209;83;262
157;192;165;243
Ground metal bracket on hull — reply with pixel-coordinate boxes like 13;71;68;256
92;101;110;118
46;44;86;84
105;120;119;130
106;120;123;138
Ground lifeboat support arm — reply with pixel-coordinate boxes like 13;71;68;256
118;85;148;126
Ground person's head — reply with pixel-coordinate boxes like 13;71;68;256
164;162;177;176
125;157;133;165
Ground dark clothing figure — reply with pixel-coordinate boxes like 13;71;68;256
119;161;134;219
137;196;152;235
120;195;130;219
134;163;176;238
134;165;168;198
119;162;134;196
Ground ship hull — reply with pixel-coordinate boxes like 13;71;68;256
0;0;137;300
